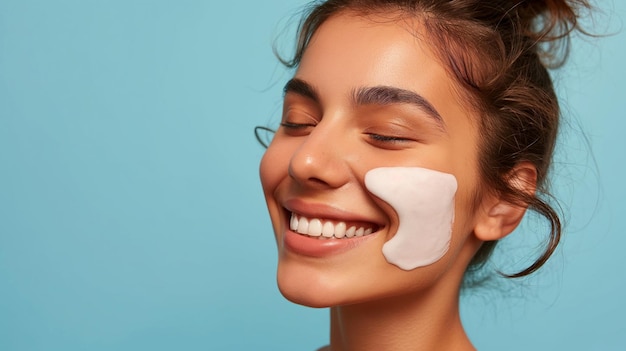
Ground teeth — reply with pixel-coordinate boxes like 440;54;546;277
296;217;309;234
289;213;375;239
346;226;356;238
322;221;334;238
290;215;298;231
335;222;346;239
355;227;364;237
309;219;323;236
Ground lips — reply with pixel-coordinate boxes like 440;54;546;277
290;212;376;239
280;200;382;257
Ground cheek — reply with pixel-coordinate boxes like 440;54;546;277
365;167;458;271
260;147;286;244
260;140;296;235
259;143;289;195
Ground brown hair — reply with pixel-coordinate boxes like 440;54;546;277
278;0;592;278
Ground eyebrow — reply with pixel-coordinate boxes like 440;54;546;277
353;85;445;130
283;78;445;130
283;78;320;102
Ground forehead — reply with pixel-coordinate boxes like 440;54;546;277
299;14;439;88
295;13;465;120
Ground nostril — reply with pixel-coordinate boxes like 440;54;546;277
288;167;331;187
308;177;329;186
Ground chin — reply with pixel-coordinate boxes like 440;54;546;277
277;280;374;308
274;255;417;309
278;284;334;308
276;262;338;308
275;258;367;308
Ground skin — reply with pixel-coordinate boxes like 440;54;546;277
260;11;534;351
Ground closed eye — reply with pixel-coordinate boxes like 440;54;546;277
366;133;413;143
280;121;317;137
280;122;317;129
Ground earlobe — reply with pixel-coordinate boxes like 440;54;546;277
473;163;537;242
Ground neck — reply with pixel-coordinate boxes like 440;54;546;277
326;279;475;351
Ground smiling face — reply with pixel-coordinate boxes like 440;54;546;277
260;13;488;307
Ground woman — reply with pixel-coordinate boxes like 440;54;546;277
259;0;590;349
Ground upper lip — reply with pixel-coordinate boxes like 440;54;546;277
283;198;384;226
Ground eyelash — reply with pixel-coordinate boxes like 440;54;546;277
365;133;412;143
280;122;316;129
281;122;415;146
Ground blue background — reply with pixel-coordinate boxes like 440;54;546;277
0;0;624;350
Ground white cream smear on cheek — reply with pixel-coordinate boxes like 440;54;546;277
365;167;458;270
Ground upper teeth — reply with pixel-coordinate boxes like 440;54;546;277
290;213;374;239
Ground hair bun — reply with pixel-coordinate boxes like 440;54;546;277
513;0;592;66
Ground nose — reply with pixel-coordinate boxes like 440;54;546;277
288;120;352;189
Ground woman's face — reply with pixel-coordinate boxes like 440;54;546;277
260;13;485;307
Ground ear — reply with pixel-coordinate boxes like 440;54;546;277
473;162;537;242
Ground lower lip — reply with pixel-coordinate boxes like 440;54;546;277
283;229;378;258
